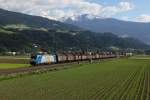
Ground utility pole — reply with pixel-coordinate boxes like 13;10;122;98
53;32;57;54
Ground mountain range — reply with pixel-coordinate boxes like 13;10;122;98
0;8;80;31
0;9;149;53
65;15;150;44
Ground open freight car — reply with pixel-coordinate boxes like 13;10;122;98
30;52;118;66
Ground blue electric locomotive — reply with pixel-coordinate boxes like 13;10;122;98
30;54;57;66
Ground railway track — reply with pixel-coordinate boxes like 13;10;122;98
0;57;117;75
0;62;79;75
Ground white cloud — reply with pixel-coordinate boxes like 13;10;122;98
119;2;133;11
118;15;150;22
102;2;134;17
121;16;130;21
136;14;150;22
0;0;134;20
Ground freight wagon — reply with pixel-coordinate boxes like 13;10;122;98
30;52;117;66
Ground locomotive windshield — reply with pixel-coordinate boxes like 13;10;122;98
31;55;37;59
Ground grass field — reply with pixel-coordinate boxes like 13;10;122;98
0;63;30;69
0;56;29;63
130;55;150;59
0;58;150;100
0;56;30;69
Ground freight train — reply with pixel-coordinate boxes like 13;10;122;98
30;52;118;66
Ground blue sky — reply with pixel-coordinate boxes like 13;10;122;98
0;0;150;22
88;0;150;22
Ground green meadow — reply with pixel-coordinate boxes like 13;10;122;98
0;63;29;69
0;57;149;100
0;56;29;69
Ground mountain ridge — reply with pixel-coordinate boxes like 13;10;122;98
0;8;80;31
65;15;150;44
0;8;149;52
